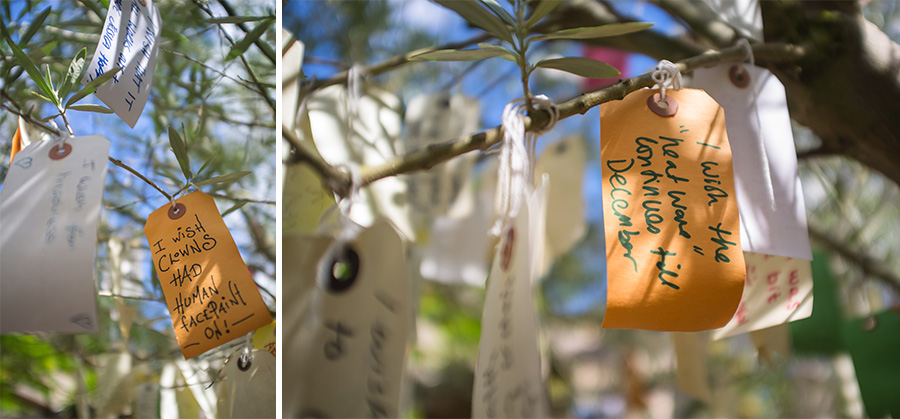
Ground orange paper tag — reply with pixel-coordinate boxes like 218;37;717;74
600;88;745;331
144;191;272;358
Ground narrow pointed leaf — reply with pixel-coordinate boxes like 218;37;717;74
19;6;52;46
39;40;57;56
67;104;114;114
168;126;192;181
410;48;510;62
226;17;274;61
59;48;87;99
535;57;620;78
194;171;252;186
477;43;517;62
42;63;55;94
532;22;653;41
202;16;273;24
525;0;562;28
29;90;55;103
196;150;219;177
435;0;514;44
6;36;58;106
64;67;122;107
480;0;517;28
221;201;249;217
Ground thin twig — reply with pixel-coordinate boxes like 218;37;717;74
108;156;173;200
809;227;900;293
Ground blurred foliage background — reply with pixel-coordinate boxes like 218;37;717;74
1;0;274;416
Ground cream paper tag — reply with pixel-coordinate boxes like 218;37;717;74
672;332;713;403
216;350;275;418
472;178;550;418
284;219;412;418
534;137;588;276
693;65;811;260
1;135;110;333
749;324;791;366
713;253;813;340
403;93;480;226
82;0;161;128
94;348;134;417
305;84;414;240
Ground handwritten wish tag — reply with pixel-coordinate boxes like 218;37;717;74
713;253;812;340
1;135;110;333
472;179;550;418
693;64;812;260
600;88;745;331
283;219;411;418
144;191;271;359
216;350;275;419
83;0;161;128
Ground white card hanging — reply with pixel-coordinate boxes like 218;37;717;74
419;176;494;286
403;93;480;226
216;349;275;418
693;64;812;261
283;218;412;418
82;0;161;127
282;30;304;133
671;332;713;403
713;252;813;340
305;84;415;240
472;177;550;418
533;136;588;277
703;0;762;40
1;135;110;333
94;347;134;417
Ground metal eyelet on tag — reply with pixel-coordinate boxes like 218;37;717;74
48;143;72;160
647;93;678;117
237;352;252;371
729;65;751;88
168;203;186;220
325;246;360;293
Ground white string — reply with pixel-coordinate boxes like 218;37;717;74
737;38;777;211
651;59;682;103
490;95;558;237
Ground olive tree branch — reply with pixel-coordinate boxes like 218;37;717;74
285;42;805;197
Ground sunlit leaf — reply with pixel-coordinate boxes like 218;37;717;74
411;48;512;62
6;35;58;107
67;104;114;114
64;67;122;107
435;0;514;44
19;6;52;46
477;43;517;62
203;16;273;24
480;0;517;28
525;0;562;28
535;57;620;78
226;17;275;61
194;171;252;186
58;47;86;99
532;22;653;41
168;126;192;181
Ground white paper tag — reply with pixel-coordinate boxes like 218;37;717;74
82;0;161;128
216;350;275;418
1;135;110;333
534;137;588;277
472;179;550;418
284;219;412;418
94;349;134;416
693;65;812;260
419;179;493;286
713;253;813;340
403;93;480;224
305;85;415;240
